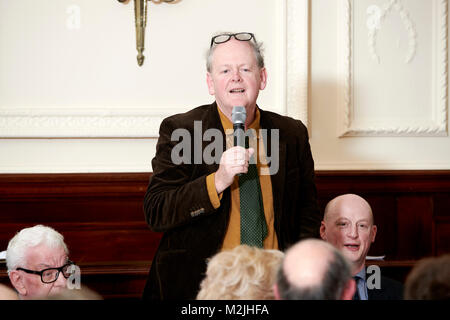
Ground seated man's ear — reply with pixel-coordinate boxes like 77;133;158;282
9;270;26;296
341;277;356;300
319;221;327;241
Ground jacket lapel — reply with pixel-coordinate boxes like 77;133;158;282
259;109;287;225
201;102;224;174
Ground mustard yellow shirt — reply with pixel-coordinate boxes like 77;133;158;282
206;107;278;250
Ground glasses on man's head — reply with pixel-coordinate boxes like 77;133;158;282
210;32;256;48
16;260;76;284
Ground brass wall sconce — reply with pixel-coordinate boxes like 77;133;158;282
118;0;177;66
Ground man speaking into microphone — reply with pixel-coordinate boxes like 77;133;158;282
143;32;321;300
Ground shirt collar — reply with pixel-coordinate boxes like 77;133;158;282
355;267;366;281
217;106;261;131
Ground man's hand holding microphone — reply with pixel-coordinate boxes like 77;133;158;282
214;106;254;194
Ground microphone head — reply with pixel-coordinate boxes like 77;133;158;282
232;106;246;125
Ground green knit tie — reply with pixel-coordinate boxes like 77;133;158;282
239;140;268;248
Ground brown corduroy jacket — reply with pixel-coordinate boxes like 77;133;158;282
142;102;321;300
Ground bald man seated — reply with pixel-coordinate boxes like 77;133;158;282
274;239;356;300
320;194;403;300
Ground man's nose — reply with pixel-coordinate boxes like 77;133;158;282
231;70;242;81
54;271;67;288
347;225;359;238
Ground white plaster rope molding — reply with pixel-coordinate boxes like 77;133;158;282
0;108;174;138
439;0;449;132
287;0;309;125
342;0;352;130
344;124;447;137
366;0;417;64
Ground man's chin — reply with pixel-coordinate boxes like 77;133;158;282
227;100;248;109
342;250;363;264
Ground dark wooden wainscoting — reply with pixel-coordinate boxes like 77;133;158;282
0;173;161;299
0;171;449;299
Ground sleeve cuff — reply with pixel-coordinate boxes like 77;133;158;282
206;173;222;209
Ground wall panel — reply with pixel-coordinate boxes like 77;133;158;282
1;171;450;298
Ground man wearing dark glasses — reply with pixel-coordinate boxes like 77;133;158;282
144;32;320;300
6;225;76;299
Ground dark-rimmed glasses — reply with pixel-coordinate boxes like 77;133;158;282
210;32;256;48
16;260;76;284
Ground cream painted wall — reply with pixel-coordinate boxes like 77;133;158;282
0;0;449;173
0;0;286;173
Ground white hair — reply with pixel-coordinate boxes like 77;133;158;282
6;225;68;272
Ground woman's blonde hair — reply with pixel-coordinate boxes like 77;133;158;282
197;245;284;300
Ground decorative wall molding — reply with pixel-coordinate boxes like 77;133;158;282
367;0;417;64
315;160;450;171
0;108;178;138
339;0;448;137
287;0;309;126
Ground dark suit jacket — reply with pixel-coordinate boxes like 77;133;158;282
368;275;404;300
142;102;321;300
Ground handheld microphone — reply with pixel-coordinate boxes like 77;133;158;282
232;106;246;148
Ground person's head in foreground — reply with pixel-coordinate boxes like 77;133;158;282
274;239;355;300
0;284;19;300
6;224;75;299
46;286;103;300
320;194;377;275
196;245;284;300
404;254;450;300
